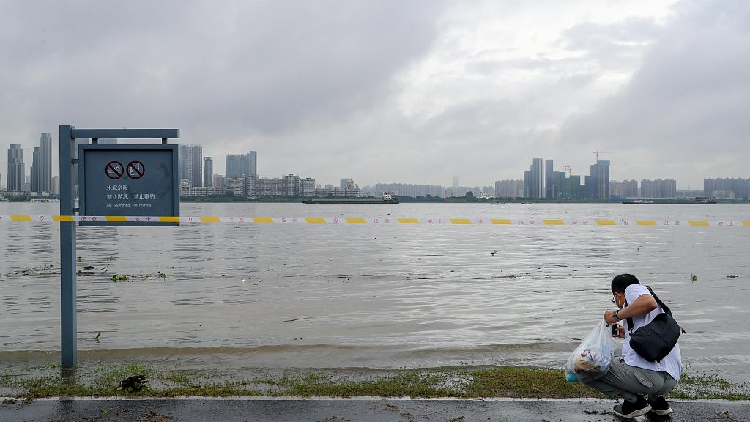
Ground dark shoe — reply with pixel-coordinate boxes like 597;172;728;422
648;396;673;415
613;396;652;418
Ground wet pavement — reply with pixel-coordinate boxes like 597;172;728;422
1;398;748;422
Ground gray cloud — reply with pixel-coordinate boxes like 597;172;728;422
0;0;446;177
561;0;750;185
559;17;663;71
1;0;747;189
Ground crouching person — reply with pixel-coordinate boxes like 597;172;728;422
582;274;683;419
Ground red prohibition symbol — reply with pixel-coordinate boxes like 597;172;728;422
105;161;124;179
126;161;145;179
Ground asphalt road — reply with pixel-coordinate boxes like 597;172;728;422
1;398;748;422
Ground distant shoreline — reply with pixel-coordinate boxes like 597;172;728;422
2;196;747;204
178;197;747;204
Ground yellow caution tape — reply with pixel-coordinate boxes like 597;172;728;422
596;220;617;225
0;215;748;227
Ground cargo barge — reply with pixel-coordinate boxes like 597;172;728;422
302;192;399;204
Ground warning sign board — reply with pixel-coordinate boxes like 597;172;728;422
78;144;179;226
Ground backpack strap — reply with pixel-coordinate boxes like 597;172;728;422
625;286;686;334
645;286;672;316
624;297;634;333
645;285;686;334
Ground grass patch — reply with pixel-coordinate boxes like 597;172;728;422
1;364;748;401
465;367;599;399
669;373;750;400
273;371;459;398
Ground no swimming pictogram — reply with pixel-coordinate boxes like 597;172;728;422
126;161;145;179
105;161;124;179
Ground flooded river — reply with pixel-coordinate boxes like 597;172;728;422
1;202;749;382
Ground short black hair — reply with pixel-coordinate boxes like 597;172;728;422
612;274;640;294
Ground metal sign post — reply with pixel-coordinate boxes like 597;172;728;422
58;125;179;367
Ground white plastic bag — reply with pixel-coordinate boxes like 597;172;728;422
565;321;618;383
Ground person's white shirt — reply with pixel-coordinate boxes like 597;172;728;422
622;284;683;381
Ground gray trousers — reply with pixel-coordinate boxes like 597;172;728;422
582;357;678;401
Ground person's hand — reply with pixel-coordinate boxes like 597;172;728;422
604;310;618;325
616;324;625;339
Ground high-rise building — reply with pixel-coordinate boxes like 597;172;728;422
203;157;213;188
588;160;610;199
283;174;301;196
179;144;203;188
340;178;353;189
640;179;677;198
704;178;749;199
248;151;257;177
226;155;244;179
6;144;24;192
551;170;565;199
226;151;257;179
523;171;531;197
29;133;53;194
495;179;525;198
544;160;554;198
31;147;40;193
526;158;544;199
563;174;582;198
301;178;316;197
610;180;639;198
256;177;283;197
373;183;445;198
213;174;225;189
452;176;459;189
39;133;52;193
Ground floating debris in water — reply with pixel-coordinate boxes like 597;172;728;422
83;266;94;270
111;274;128;282
691;274;698;282
490;250;497;256
727;274;738;278
94;332;101;343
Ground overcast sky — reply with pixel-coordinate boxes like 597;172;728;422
1;0;748;189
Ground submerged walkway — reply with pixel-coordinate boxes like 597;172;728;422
1;397;748;422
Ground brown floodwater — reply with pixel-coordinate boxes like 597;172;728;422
1;202;749;382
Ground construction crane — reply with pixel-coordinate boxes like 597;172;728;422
593;151;607;162
564;165;572;177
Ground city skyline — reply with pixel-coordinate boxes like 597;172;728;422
3;133;749;192
2;135;748;199
3;135;748;199
1;1;749;189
